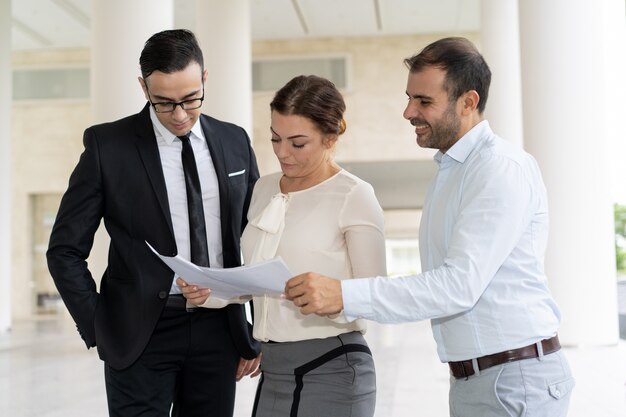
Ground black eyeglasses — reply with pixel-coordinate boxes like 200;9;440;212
145;84;204;113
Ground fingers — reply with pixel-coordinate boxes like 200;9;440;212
283;272;319;300
284;273;325;314
250;366;262;378
290;294;315;315
246;355;262;378
284;273;344;316
235;358;247;381
236;355;262;381
295;296;320;316
247;354;262;379
183;287;211;305
176;277;210;305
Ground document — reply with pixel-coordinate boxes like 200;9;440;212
146;242;292;299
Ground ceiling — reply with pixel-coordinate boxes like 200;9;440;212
11;0;480;51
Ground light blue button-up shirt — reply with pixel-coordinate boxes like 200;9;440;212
343;120;561;362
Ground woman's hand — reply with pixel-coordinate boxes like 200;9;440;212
176;277;211;305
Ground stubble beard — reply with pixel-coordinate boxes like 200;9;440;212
415;103;461;152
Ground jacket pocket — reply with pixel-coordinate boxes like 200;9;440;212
228;169;246;184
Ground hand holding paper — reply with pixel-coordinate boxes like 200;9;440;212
146;241;292;299
176;277;211;305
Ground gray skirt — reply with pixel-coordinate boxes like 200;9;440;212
252;331;376;417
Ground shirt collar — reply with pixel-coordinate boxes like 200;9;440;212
434;120;491;164
149;105;205;144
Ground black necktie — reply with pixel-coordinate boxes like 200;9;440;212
178;134;210;267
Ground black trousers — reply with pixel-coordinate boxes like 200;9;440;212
104;305;240;417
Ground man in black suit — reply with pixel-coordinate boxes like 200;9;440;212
47;29;261;417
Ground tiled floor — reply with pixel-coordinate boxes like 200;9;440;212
0;316;624;416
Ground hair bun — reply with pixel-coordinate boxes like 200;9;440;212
338;119;347;135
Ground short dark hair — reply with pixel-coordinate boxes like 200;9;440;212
139;29;204;79
270;75;346;136
404;37;491;114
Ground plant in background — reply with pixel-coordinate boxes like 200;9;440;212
615;204;626;274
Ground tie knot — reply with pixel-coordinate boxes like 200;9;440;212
178;134;191;143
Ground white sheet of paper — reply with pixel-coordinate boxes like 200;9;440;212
146;241;292;299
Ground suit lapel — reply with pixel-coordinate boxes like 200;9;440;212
200;115;231;241
134;103;175;240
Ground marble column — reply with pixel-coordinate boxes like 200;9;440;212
0;0;11;333
195;0;252;134
519;0;623;345
480;0;524;147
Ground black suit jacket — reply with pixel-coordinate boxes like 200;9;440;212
47;103;261;370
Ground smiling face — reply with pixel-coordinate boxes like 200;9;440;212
270;111;337;183
139;62;207;137
403;66;463;154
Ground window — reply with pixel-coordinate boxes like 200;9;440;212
252;56;348;92
386;239;421;276
13;68;90;100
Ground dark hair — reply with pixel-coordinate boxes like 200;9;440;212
139;29;204;79
404;37;491;114
270;75;346;136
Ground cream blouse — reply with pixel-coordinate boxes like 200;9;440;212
241;169;387;342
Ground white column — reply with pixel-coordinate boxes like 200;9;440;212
0;0;11;333
604;2;626;204
519;0;622;346
195;0;252;134
89;0;173;283
92;0;174;122
480;0;524;147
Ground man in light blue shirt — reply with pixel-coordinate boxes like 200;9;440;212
285;37;574;417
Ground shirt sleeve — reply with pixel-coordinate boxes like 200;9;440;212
343;154;537;323
46;128;103;347
341;181;387;277
331;180;387;323
342;278;374;321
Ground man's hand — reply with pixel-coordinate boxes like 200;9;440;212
284;273;343;316
176;277;211;305
236;354;262;381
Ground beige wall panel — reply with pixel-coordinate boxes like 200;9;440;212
12;100;91;319
251;33;478;175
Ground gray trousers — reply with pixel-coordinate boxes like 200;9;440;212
253;331;376;417
449;349;574;417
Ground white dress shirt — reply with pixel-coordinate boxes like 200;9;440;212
342;121;561;362
149;108;223;294
241;170;387;342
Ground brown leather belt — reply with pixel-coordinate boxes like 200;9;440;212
448;335;561;379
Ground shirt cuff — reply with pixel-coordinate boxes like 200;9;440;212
199;296;230;309
198;295;248;309
341;278;374;321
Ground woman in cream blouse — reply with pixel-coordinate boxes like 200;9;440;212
180;75;386;417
